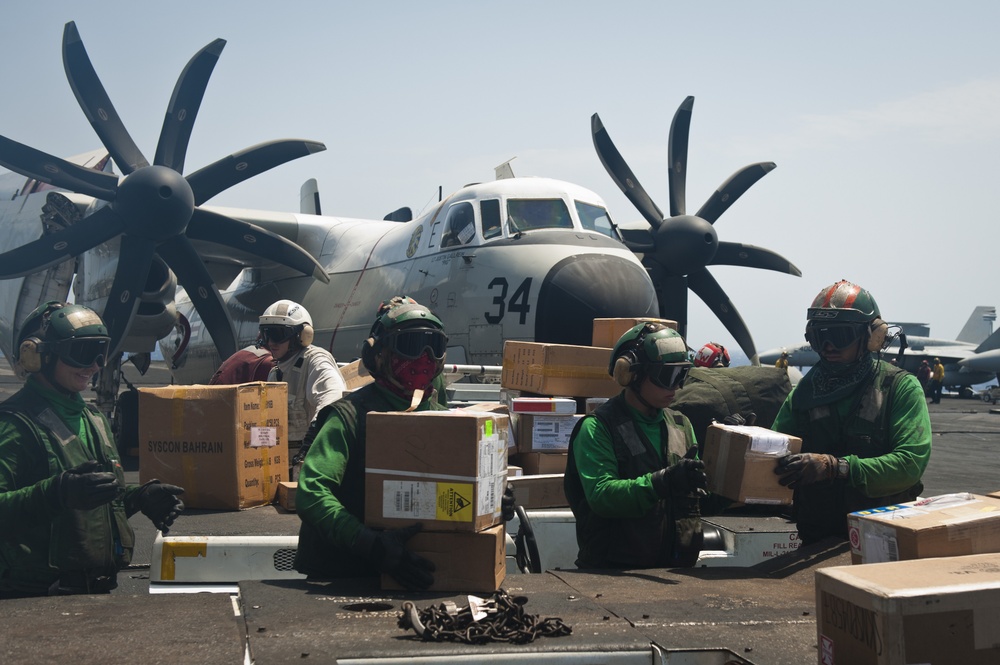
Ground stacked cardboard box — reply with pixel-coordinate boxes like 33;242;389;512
365;410;509;592
816;553;1000;664
591;317;678;348
702;423;802;505
138;383;288;510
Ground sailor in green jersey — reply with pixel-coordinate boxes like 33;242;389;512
0;302;184;597
773;280;931;544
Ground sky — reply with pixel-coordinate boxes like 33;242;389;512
2;2;998;359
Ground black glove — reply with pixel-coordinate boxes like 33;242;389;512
650;459;708;499
722;412;757;427
132;480;185;534
354;524;435;590
58;460;121;510
501;482;516;522
774;453;838;489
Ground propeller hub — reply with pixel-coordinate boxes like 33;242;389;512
114;165;195;241
654;215;718;275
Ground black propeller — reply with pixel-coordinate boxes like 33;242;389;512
592;96;801;363
0;21;329;360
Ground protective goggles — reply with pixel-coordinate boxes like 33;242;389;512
383;327;448;360
646;363;691;390
50;337;110;368
259;325;297;344
805;322;865;352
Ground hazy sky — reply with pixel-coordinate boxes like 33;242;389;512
2;2;998;357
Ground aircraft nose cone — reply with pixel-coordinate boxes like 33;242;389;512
535;255;658;346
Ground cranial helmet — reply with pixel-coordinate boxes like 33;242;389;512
609;322;692;389
258;300;314;347
16;301;111;374
805;280;887;354
361;296;447;380
694;342;730;368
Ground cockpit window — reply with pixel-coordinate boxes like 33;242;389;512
576;201;617;239
480;199;502;239
506;198;573;232
440;202;476;248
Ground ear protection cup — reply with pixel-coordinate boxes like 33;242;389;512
868;318;888;352
612;352;638;387
361;336;378;374
18;337;44;374
299;323;315;347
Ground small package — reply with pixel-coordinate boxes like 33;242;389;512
702;423;801;504
507;474;568;509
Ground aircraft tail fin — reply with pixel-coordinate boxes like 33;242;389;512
975;327;1000;354
300;178;321;215
956;306;997;344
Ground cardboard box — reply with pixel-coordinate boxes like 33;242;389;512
515;413;584;453
339;359;374;391
139;383;288;510
816;553;1000;664
508;465;523;478
702;424;801;505
365;411;508;532
507;473;568;509
381;525;506;592
501;341;620;398
510;452;568;475
511;397;578;414
848;493;1000;564
591;317;678;348
276;481;297;511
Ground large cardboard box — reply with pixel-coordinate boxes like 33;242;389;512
816;553;1000;664
380;525;506;592
591;317;678;348
365;411;508;532
702;423;801;505
501;341;620;398
848;493;1000;564
515;413;584;453
507;473;568;509
510;452;568;475
139;383;288;510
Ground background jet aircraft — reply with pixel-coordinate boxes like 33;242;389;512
760;306;1000;394
0;22;800;411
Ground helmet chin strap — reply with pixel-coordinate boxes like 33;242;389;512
628;382;658;415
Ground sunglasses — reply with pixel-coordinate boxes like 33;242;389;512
51;337;110;368
259;326;297;344
383;327;448;360
805;323;864;352
646;363;691;390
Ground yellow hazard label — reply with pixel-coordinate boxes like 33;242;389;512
435;482;474;522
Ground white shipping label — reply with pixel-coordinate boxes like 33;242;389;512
250;427;277;448
530;415;582;450
381;480;437;520
477;473;504;517
861;521;900;563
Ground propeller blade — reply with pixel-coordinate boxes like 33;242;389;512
619;227;656;253
102;234;159;358
62;21;148;175
153;38;227;173
667;96;694;217
711;241;802;276
687;268;758;364
186;208;330;284
650;269;690;338
157;235;237;360
0;134;118;201
186;139;327;205
0;206;123;278
591;114;664;229
695;162;776;224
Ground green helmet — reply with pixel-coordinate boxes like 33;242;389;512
16;301;111;370
362;296;447;376
807;280;880;324
609;323;692;389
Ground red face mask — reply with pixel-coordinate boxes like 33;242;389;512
385;352;438;395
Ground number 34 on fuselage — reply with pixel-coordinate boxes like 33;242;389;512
166;176;658;381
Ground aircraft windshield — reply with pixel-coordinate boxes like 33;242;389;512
576;201;616;239
506;198;573;232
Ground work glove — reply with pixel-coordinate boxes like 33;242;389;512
132;480;185;534
58;460;121;510
354;524;435;590
774;453;838;489
650;459;708;500
722;412;757;427
501;482;516;522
